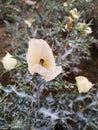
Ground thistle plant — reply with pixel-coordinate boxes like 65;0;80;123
0;0;98;130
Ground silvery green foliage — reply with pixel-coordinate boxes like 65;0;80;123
0;0;98;130
0;81;98;129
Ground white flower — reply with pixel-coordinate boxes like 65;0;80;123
24;19;35;27
77;22;92;34
70;8;80;19
75;76;94;93
1;53;17;70
84;26;92;34
26;39;62;81
63;2;68;7
24;0;36;5
85;0;91;2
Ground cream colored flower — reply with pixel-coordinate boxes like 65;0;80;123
85;26;92;34
75;76;94;93
77;23;92;34
85;0;91;2
24;19;35;27
26;39;62;81
1;52;17;70
63;2;68;7
24;0;36;5
70;8;80;19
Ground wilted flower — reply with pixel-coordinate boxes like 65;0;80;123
70;8;80;19
26;39;62;81
1;52;17;70
75;76;94;93
65;16;73;30
77;22;92;34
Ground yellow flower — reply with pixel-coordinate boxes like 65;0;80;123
1;52;17;70
77;23;92;34
26;39;62;81
70;8;80;19
75;76;94;93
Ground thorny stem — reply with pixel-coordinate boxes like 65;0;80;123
37;83;41;108
35;74;43;109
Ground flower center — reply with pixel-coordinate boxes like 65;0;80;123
40;58;45;66
39;58;50;68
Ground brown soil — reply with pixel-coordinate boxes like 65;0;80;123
64;43;98;83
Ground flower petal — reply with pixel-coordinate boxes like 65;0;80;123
75;76;94;93
28;64;62;81
26;39;55;68
85;27;92;34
